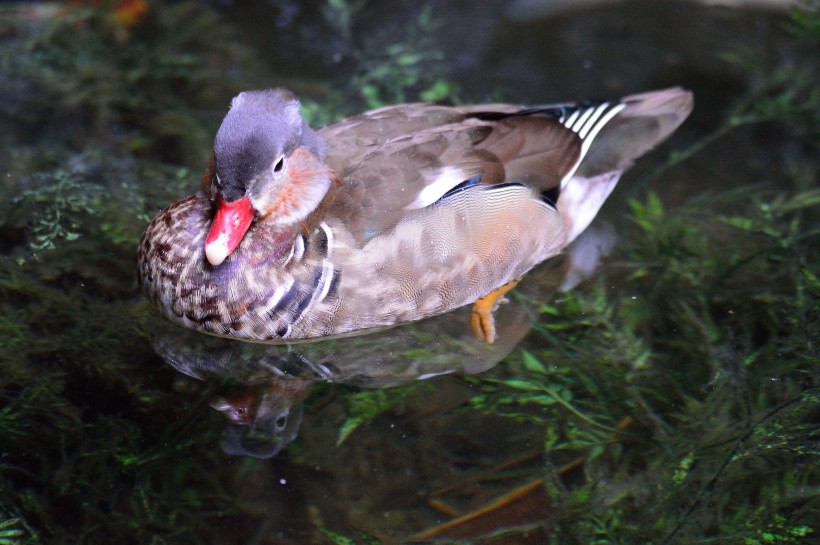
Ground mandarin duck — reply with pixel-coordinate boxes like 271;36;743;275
138;87;693;343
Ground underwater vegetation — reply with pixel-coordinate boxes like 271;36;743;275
0;0;817;544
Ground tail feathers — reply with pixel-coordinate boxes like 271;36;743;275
577;87;693;178
558;87;693;243
557;170;623;243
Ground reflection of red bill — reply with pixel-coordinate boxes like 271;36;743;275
204;195;254;266
211;391;257;425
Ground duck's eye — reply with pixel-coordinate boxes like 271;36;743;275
273;157;284;173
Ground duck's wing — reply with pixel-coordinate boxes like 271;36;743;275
319;87;692;246
318;103;584;244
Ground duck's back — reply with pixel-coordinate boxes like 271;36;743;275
318;102;583;244
318;89;692;247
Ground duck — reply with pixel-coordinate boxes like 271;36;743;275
138;87;693;343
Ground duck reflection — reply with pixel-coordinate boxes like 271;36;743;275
147;224;616;458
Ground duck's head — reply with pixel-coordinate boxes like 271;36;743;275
204;89;328;266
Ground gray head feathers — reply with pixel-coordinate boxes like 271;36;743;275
212;88;326;202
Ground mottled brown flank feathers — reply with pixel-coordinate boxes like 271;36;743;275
138;87;694;341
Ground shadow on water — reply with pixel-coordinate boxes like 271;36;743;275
0;1;817;544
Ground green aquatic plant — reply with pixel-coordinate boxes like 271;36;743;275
721;2;818;136
0;1;267;262
321;0;369;44
319;528;381;545
0;297;238;544
630;3;818;200
0;1;262;164
11;166;105;257
336;385;428;446
5;153;196;261
460;181;818;543
0;405;26;443
742;512;814;545
453;12;820;519
0;516;30;545
300;0;459;126
348;2;456;110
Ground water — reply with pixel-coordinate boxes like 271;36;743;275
1;1;817;544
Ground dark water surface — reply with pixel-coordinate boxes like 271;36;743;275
0;1;817;544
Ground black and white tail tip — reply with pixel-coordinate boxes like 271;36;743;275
557;101;626;188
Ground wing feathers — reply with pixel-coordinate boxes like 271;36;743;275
320;87;692;249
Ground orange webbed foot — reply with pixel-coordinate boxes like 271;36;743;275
470;277;522;344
